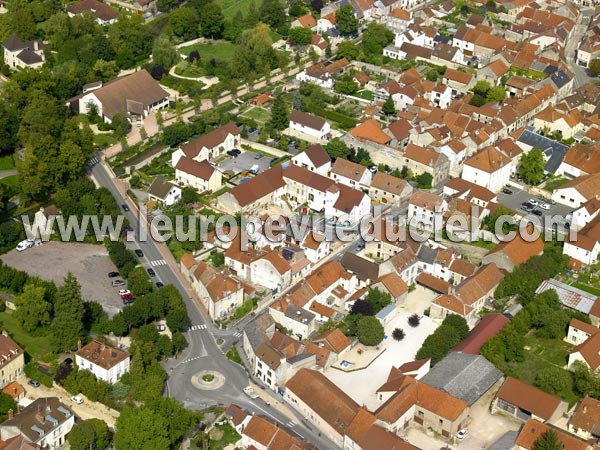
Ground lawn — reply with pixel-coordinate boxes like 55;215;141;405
218;0;255;19
0;155;15;171
179;41;237;62
543;177;569;192
0;175;17;188
354;90;374;100
241;106;271;125
0;309;54;362
93;132;119;148
207;424;241;450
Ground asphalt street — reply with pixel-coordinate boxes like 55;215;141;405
90;160;339;450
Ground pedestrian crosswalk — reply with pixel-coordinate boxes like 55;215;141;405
89;155;100;166
189;324;208;331
286;420;296;428
233;331;242;338
183;355;202;364
150;259;167;267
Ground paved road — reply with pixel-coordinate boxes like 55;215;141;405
564;21;594;89
90;159;338;450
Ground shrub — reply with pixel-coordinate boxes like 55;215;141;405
408;314;420;327
392;328;405;341
357;316;384;346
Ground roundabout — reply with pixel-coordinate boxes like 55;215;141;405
191;370;226;391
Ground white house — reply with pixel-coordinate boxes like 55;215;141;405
172;122;241;165
175;156;222;193
552;173;600;208
250;250;292;292
330;158;373;188
291;144;331;176
289;110;331;142
461;146;512;193
568;197;600;230
66;0;119;24
429;84;452;109
147;178;182;206
75;340;130;384
566;318;599;346
2;35;44;70
407;191;448;232
439;140;468;172
0;398;75;449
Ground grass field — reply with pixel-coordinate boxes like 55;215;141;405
241;106;271;125
179;41;237;62
0;175;17;188
218;0;255;19
543;177;569;192
0;155;15;171
0;309;54;361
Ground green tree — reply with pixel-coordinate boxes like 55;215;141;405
441;314;469;340
200;2;225;39
244;1;260;28
518;148;545;185
416;324;460;364
571;361;600;399
146;398;197;446
324;137;351;159
259;0;288;33
69;418;109;450
111;113;131;139
152;34;178;68
382;95;396;115
364;288;391;314
533;429;563;450
416;172;433;188
487;86;506;102
482;204;515;234
115;406;170;450
392;328;405;341
15;284;51;333
357;316;384;346
534;367;571;396
0;393;16;422
588;58;600;76
50;273;85;352
473;80;492;97
361;23;394;57
335;5;358;35
288;27;313;46
270;94;289;131
127;267;153;297
168;7;199;40
337;41;359;60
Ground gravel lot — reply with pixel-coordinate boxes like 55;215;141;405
2;242;124;317
218;151;271;175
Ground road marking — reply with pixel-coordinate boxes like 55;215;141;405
150;259;168;266
287;420;296;427
233;332;242;338
189;324;207;331
89;156;99;166
183;355;202;363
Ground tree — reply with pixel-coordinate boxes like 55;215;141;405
0;393;16;422
324;137;351;159
518;148;545;185
408;313;420;327
487;86;506;102
416;325;460;364
533;429;563;450
168;7;199;40
69;418;109;450
416;172;433;189
350;300;375;316
259;0;288;33
152;34;178;68
382;95;396;116
15;284;51;333
127;267;153;297
337;41;359;60
166;307;190;331
392;328;405;341
441;314;469;340
588;58;600;76
571;361;600;399
335;5;358;35
111;113;131;139
361;23;394;57
473;80;492;97
288;27;313;46
200;3;225;39
244;1;260;28
115;406;170;450
50;273;85;352
481;204;515;234
364;289;391;313
270;94;289;131
535;367;571;396
357;316;384;346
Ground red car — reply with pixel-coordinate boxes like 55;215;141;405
121;292;133;300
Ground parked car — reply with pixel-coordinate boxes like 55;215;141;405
134;249;144;257
155;282;164;288
112;280;125;287
28;380;40;388
456;429;468;440
243;386;259;399
502;188;513;195
539;203;551;210
532;209;543;216
254;154;262;160
118;289;130;296
227;149;240;157
368;166;377;174
147;268;156;277
528;199;539;206
15;240;34;252
108;272;120;278
123;297;135;305
121;204;129;212
121;293;133;300
250;164;260;175
71;395;84;404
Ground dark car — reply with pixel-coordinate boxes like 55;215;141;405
108;271;120;278
254;154;262;160
156;282;164;288
135;249;144;257
123;297;135;305
147;268;156;277
28;380;40;388
121;204;129;212
227;149;241;157
248;127;256;134
502;188;513;195
532;209;543;216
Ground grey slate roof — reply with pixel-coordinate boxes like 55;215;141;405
417;245;437;265
421;351;502;405
516;127;568;174
550;70;571;89
340;252;380;282
487;431;519;450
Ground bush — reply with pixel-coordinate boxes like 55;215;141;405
416;325;461;365
408;314;420;327
441;314;469;340
24;362;54;388
357;316;384;346
392;328;405;341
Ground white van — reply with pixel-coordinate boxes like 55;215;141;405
250;164;259;175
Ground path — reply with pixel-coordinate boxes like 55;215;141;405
0;170;16;179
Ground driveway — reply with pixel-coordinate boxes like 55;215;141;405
218;151;271;176
1;242;125;317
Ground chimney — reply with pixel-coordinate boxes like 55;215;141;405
583;405;587;414
35;406;44;423
7;409;13;420
1;330;7;337
77;339;82;350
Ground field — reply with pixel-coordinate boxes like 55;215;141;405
179;41;237;62
0;155;15;171
217;0;255;19
0;175;17;188
0;309;53;361
240;106;271;125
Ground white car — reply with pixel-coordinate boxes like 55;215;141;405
528;199;539;206
243;386;259;399
71;395;84;404
456;429;468;440
118;289;131;296
15;240;34;252
539;203;551;210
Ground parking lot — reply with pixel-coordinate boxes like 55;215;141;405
218;151;271;175
2;242;125;317
496;186;572;230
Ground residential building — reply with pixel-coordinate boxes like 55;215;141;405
515;419;590;450
567;397;600;441
403;143;450;185
0;398;75;449
291;144;331;175
75;340;130;384
482;231;544;271
453;313;509;354
0;333;24;389
566;318;599;346
147;178;181;206
552;172;600;208
368;172;413;205
556;143;600;179
241;414;315;450
66;0;118;24
563;214;600;265
461;146;512;192
492;377;568;423
568;331;600;371
291;13;317;30
568;197;600;230
174;157;222;193
289;110;331;142
2;35;44;70
70;69;169;123
331;158;373;188
407;191;448;231
172;122;240;165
